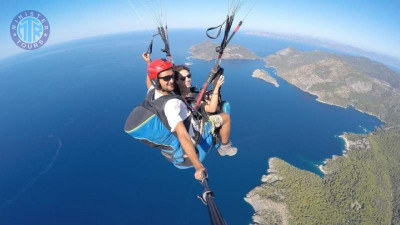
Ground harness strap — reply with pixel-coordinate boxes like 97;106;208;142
220;20;243;56
158;26;171;58
146;33;159;55
206;18;226;39
144;88;203;144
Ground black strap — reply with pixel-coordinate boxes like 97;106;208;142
193;15;238;111
146;33;159;55
145;27;171;59
206;18;227;39
223;20;242;53
206;15;235;56
217;15;233;55
144;88;202;142
158;26;171;57
143;89;182;131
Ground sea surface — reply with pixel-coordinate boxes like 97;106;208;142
0;29;382;225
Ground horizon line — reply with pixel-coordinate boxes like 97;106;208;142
2;28;400;69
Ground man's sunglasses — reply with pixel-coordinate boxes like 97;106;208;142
179;73;192;81
158;75;174;82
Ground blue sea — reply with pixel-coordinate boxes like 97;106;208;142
0;30;382;225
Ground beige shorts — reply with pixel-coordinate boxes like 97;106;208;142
208;114;223;128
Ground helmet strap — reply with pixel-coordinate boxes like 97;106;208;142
151;79;161;90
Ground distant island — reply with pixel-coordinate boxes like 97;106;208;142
246;48;400;225
246;31;400;69
252;69;279;87
188;40;259;61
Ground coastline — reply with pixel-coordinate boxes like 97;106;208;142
266;65;386;124
244;158;291;225
252;69;279;87
315;98;385;124
317;134;349;175
265;64;385;178
246;48;399;225
265;64;384;177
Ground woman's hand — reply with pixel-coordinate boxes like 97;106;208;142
215;75;225;88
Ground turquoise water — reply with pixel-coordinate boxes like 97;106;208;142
0;30;382;225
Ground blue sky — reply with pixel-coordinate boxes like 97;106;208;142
1;0;399;60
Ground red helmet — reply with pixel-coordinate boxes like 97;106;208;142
147;58;173;80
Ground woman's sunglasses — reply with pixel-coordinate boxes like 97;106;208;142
179;73;192;81
158;75;174;82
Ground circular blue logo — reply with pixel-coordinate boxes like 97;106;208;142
10;10;50;50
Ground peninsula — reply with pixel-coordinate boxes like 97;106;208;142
246;48;400;225
252;69;279;87
265;47;400;125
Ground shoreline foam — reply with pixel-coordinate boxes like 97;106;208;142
317;134;350;175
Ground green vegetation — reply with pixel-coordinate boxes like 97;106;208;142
247;48;400;225
265;47;400;125
254;131;400;225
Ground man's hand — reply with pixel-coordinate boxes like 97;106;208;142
194;166;207;181
142;52;151;64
